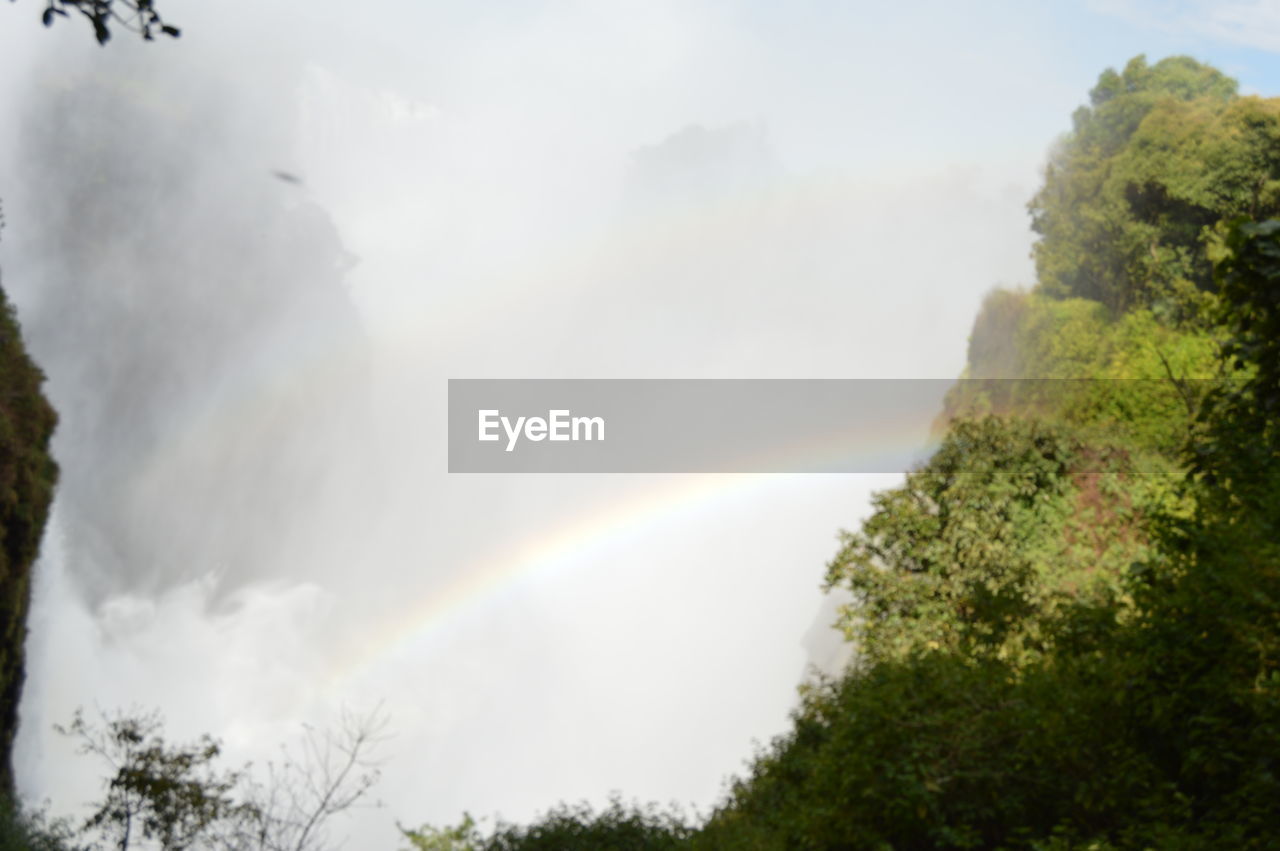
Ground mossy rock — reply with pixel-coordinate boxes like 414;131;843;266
0;285;57;795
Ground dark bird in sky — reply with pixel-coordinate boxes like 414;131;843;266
272;170;303;185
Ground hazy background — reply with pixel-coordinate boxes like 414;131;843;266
1;0;1278;845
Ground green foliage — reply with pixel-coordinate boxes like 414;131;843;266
1101;217;1280;845
1207;217;1280;430
53;706;385;851
0;798;81;851
0;287;57;795
694;215;1280;848
695;600;1279;851
58;708;251;851
1029;55;1280;314
400;814;481;851
954;287;1221;455
478;800;691;851
403;799;692;851
827;417;1093;663
696;647;1174;851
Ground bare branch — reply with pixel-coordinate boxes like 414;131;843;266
238;705;390;851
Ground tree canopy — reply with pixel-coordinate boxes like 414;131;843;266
1030;55;1280;316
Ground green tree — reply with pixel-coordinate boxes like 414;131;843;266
1027;55;1280;315
695;217;1280;849
399;815;480;851
824;415;1170;665
0;289;58;797
401;800;693;851
0;799;81;851
56;707;386;851
58;709;249;851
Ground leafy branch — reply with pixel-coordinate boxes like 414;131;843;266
12;0;180;45
56;705;388;851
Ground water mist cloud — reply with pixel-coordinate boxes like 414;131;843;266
5;1;1238;846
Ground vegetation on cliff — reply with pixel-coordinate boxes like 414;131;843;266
0;284;56;797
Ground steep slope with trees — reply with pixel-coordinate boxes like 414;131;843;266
0;283;58;797
689;56;1280;850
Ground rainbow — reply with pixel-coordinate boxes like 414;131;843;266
134;339;941;693
324;420;939;694
118;172;953;696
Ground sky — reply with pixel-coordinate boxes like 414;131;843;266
0;0;1278;847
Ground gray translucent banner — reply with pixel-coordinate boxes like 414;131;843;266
448;378;1204;473
449;378;951;473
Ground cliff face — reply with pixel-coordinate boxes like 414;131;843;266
0;282;56;795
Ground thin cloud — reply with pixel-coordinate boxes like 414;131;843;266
1090;0;1280;52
